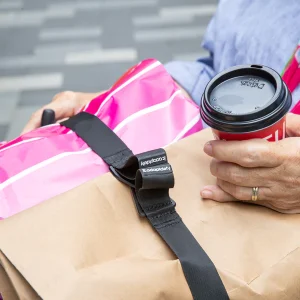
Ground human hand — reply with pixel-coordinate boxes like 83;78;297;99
286;113;300;137
201;114;300;214
21;91;104;134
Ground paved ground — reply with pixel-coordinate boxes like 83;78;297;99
0;0;217;141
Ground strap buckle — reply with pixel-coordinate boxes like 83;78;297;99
109;166;135;188
110;150;176;218
110;166;146;217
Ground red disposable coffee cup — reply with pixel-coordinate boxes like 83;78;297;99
200;65;292;141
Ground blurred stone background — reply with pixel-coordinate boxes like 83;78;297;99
0;0;217;141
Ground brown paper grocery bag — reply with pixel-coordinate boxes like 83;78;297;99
0;262;18;300
0;252;40;300
0;129;300;300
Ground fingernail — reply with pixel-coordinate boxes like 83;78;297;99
201;190;213;199
204;142;213;156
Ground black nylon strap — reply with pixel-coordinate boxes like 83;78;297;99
136;165;228;299
62;112;228;300
62;112;133;169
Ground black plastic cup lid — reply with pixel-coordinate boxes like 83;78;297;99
200;64;292;133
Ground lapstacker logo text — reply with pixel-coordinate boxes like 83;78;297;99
141;156;166;167
142;166;171;173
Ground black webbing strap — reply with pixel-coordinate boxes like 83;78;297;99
62;111;133;169
62;112;228;300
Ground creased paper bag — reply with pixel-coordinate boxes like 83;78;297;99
0;262;18;300
0;129;300;300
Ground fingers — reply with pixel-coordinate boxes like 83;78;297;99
286;113;300;137
21;107;47;134
21;92;77;135
204;139;282;168
210;159;272;187
21;102;63;135
216;179;270;201
201;180;271;202
21;91;105;135
200;184;236;202
201;183;300;213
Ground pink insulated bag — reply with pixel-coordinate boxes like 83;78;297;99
0;59;202;219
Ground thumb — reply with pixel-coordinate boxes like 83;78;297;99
21;100;75;135
286;113;300;137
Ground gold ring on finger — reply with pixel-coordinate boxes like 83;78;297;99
251;187;259;201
